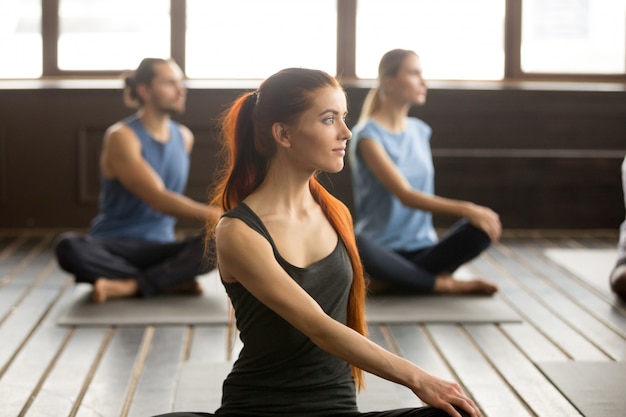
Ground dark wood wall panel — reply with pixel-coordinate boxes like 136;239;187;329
77;126;106;204
0;85;624;230
185;125;223;204
431;156;624;229
0;127;5;204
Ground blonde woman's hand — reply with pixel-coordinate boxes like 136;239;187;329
411;372;481;417
466;204;501;242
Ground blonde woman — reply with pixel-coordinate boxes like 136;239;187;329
350;49;500;295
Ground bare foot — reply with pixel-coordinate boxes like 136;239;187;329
434;275;498;295
92;278;139;303
164;279;204;296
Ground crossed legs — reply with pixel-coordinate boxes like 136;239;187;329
357;219;497;295
54;232;215;302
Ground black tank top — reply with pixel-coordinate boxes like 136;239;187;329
216;203;358;416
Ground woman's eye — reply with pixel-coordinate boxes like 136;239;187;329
324;117;335;124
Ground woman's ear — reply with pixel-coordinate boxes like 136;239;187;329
272;122;291;148
380;75;394;97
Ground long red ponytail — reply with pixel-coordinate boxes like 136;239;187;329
310;178;368;389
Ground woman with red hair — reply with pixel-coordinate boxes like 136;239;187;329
156;68;477;417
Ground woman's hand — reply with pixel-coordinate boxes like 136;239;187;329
466;204;501;242
411;372;481;417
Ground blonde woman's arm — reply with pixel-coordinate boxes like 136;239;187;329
357;138;500;241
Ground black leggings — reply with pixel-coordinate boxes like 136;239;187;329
357;219;490;293
152;406;469;417
54;232;215;297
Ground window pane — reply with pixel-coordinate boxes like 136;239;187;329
356;0;505;80
0;0;41;78
186;0;337;79
522;0;626;74
58;0;170;71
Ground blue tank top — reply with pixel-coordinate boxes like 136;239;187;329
350;118;438;251
89;115;189;242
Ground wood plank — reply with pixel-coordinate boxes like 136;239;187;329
465;325;583;417
506;241;626;337
126;326;188;417
24;327;112;417
0;231;625;417
0;235;29;270
171;362;229;413
469;252;609;361
427;324;532;417
361;325;422;409
0;287;74;417
75;327;146;417
584;237;615;249
187;325;230;362
0;261;70;374
538;236;616;300
489;244;626;361
500;276;622;358
386;324;456;381
0;257;58;325
568;236;615;250
499;323;569;362
0;236;52;285
0;287;64;375
0;286;27;325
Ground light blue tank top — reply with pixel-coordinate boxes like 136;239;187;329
89;115;189;242
349;118;438;251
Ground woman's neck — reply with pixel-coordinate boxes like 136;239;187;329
245;158;317;216
371;100;411;132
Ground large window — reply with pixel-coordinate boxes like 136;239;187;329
356;0;505;80
1;0;625;82
0;0;41;78
57;0;170;71
521;0;625;74
186;0;336;78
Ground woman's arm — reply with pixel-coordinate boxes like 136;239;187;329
216;217;481;417
357;138;501;241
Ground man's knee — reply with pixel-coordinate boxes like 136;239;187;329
54;232;85;271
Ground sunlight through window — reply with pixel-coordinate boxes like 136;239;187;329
185;0;336;79
58;0;170;71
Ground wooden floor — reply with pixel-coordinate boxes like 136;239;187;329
0;230;624;417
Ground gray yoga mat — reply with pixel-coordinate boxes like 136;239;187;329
365;294;521;323
537;361;626;417
58;269;520;326
172;362;421;413
57;272;229;326
543;248;616;293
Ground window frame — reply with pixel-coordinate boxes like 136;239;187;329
37;0;626;82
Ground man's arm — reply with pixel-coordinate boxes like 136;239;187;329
100;123;221;223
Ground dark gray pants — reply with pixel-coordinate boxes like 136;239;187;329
153;406;469;417
357;219;491;293
54;232;215;296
